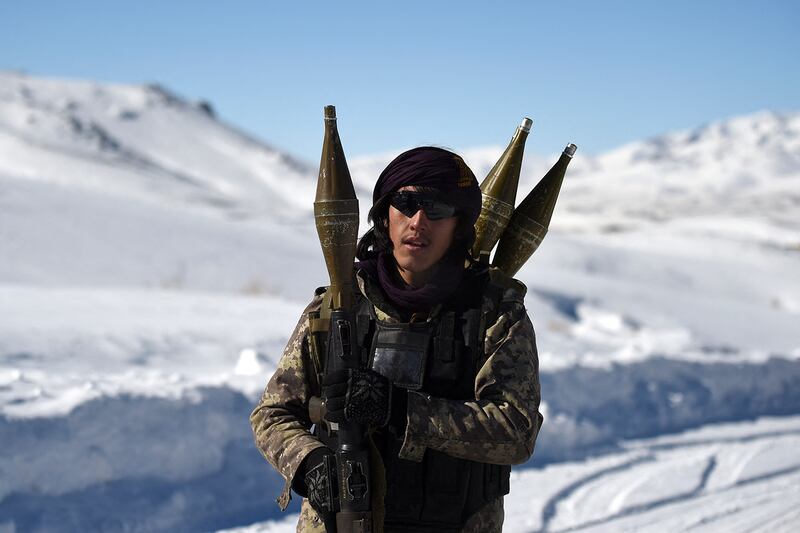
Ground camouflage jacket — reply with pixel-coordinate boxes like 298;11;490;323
250;268;543;532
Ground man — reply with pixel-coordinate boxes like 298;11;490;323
251;147;543;532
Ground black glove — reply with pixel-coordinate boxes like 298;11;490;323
298;448;338;529
323;368;392;427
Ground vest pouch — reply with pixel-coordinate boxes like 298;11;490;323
384;438;425;523
427;312;457;385
420;450;471;525
426;311;475;399
369;321;432;391
484;463;511;501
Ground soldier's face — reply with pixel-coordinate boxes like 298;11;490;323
388;186;458;287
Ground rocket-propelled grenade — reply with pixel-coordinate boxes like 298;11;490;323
471;117;533;261
492;143;577;277
314;105;373;533
314;105;359;311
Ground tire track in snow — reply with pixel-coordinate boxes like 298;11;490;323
535;454;656;533
732;464;800;488
681;465;800;531
544;455;718;532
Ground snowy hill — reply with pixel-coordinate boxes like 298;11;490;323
0;71;314;217
1;72;799;532
0;71;325;293
353;110;800;239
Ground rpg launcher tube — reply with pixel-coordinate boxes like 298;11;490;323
315;105;373;533
471;117;533;262
314;105;359;312
492;143;577;277
328;308;373;533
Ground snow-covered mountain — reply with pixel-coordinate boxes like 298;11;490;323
0;71;325;293
354;110;800;239
1;72;798;532
0;71;314;217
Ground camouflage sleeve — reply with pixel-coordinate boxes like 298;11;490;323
399;298;543;465
250;293;327;510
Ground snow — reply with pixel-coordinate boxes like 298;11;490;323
503;416;800;533
0;71;316;219
223;417;800;533
0;285;301;419
1;71;799;532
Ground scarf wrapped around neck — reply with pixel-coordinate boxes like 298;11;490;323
358;252;464;316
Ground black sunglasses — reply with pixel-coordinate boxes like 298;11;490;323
389;191;457;220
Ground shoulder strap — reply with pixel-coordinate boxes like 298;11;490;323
477;267;527;359
307;288;375;389
306;287;331;394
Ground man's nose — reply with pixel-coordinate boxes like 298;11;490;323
408;208;429;229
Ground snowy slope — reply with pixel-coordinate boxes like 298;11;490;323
352;111;800;237
1;72;799;532
0;71;315;218
0;71;326;293
504;416;800;533
0;176;325;293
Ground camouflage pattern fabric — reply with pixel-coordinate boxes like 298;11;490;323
398;276;542;464
460;497;504;533
297;500;328;533
250;293;327;510
250;268;542;531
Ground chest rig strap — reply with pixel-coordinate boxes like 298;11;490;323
433;313;455;363
306;289;333;395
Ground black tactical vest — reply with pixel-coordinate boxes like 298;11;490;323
311;268;511;533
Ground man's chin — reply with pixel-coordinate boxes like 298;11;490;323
396;257;431;273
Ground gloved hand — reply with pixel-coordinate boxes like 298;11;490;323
323;368;393;427
298;447;337;529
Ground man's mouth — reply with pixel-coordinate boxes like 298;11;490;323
402;237;429;249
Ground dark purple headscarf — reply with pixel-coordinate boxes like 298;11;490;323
373;147;482;226
360;147;481;316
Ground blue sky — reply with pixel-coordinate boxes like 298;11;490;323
2;1;798;163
